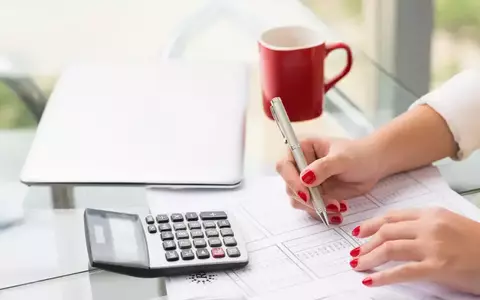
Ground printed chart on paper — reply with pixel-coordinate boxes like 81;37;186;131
165;167;480;300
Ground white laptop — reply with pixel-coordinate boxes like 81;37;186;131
21;60;249;188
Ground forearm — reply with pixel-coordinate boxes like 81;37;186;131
364;104;458;178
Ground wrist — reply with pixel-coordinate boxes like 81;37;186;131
357;134;393;180
358;105;457;179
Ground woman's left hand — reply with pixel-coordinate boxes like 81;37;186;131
350;207;480;295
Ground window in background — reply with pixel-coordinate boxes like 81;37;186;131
301;0;375;116
432;0;480;88
0;81;37;128
303;0;433;127
301;0;364;47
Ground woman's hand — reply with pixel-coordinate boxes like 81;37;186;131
350;207;480;295
275;137;384;224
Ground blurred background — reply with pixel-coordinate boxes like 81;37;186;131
0;0;477;128
306;0;480;88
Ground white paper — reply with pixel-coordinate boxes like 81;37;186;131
147;166;480;300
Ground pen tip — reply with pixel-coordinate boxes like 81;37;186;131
320;212;329;227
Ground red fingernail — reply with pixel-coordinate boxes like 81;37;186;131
352;226;360;237
340;203;347;212
326;204;339;212
362;277;373;286
301;170;316;184
350;247;360;257
349;258;358;268
298;191;308;202
330;216;342;224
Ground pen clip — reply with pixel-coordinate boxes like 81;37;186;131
270;103;288;145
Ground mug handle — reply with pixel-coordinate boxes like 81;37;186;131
324;42;353;92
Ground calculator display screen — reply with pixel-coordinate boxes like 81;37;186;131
108;217;142;261
85;210;149;268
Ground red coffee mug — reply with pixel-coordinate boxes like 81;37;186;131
259;26;353;122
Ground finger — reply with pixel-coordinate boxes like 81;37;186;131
328;212;343;225
289;188;342;221
300;155;346;187
322;179;370;201
311;138;333;158
286;185;308;205
286;185;295;197
290;198;319;219
308;207;343;224
289;195;314;211
354;209;422;238
290;184;341;214
351;240;423;271
308;210;321;221
298;139;318;164
288;187;343;224
357;221;418;256
339;200;348;213
287;188;343;225
322;197;341;213
277;159;309;202
362;261;434;287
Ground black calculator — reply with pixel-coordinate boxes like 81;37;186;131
84;208;248;278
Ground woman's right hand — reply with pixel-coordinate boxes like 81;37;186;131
275;137;384;224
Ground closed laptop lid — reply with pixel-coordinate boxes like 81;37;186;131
21;61;248;187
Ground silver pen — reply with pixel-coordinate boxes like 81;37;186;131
270;97;329;226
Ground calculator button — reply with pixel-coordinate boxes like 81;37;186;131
202;221;216;229
211;248;225;258
165;250;179;261
217;220;230;228
145;215;155;224
200;211;228;220
178;240;192;249
163;240;176;250
193;238;207;248
185;212;199;221
158;223;172;232
206;229;219;237
190;230;204;239
147;225;157;233
208;237;222;247
170;213;184;222
176;230;189;239
181;249;195;260
173;223;187;231
223;237;237;247
156;214;169;223
188;221;201;230
220;228;234;237
196;249;210;259
161;231;174;241
226;247;241;258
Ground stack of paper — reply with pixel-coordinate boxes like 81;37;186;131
147;166;480;300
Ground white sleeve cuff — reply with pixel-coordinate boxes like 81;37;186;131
410;69;480;160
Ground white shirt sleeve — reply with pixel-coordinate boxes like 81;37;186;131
410;69;480;160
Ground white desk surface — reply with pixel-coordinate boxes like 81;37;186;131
0;270;166;300
2;123;480;292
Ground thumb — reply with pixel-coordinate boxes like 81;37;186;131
299;155;345;187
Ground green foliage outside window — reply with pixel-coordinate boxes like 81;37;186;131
0;82;36;128
435;0;480;41
338;0;480;40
